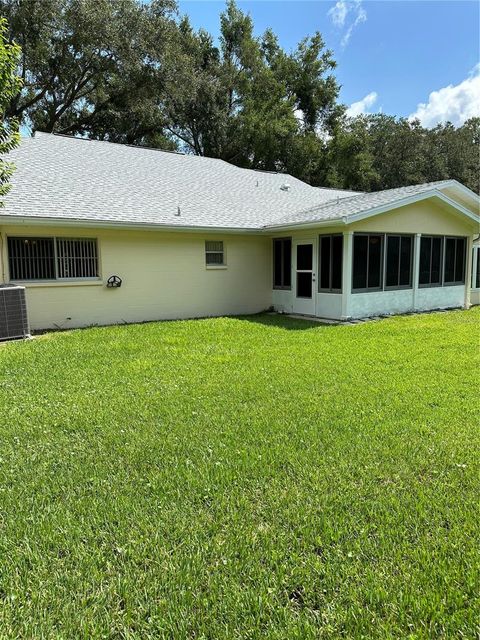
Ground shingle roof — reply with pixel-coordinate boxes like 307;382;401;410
1;133;477;231
1;132;359;229
266;181;469;227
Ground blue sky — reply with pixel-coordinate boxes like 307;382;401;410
177;0;480;126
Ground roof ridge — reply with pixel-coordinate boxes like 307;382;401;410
36;131;186;156
35;132;306;182
291;190;366;220
313;186;362;194
34;132;348;191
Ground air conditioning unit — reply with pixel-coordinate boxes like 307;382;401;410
0;285;30;341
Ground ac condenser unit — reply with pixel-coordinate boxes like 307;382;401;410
0;285;30;341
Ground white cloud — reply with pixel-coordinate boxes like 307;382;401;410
328;0;349;27
409;67;480;128
328;1;366;47
346;91;378;117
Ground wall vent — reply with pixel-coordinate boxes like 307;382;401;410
0;285;30;341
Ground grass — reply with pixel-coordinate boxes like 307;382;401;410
0;309;479;639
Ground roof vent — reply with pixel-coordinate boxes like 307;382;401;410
280;182;291;192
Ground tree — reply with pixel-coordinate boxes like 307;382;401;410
423;118;480;193
2;0;477;193
1;0;176;145
324;114;480;193
0;16;21;202
161;1;343;173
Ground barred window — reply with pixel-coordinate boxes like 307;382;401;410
56;238;98;279
8;237;98;281
205;241;225;266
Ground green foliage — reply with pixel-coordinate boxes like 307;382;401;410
0;310;479;638
1;0;177;146
162;1;341;170
326;114;480;193
0;16;21;202
1;0;479;192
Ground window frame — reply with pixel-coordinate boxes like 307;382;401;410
418;235;444;289
442;235;466;286
318;233;343;293
474;247;480;289
384;234;414;291
418;234;468;289
205;240;226;268
7;235;100;282
272;237;292;290
351;233;385;293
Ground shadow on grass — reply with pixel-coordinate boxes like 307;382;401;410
239;312;332;331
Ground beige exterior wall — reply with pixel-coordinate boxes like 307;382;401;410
0;225;272;330
348;199;476;235
1;198;478;330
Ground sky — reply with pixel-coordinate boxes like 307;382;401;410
177;0;480;127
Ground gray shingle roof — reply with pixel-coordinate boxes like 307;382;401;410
1;133;359;229
2;133;477;231
266;181;471;227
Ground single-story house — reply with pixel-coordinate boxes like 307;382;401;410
0;132;479;331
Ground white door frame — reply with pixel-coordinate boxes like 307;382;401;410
292;238;317;315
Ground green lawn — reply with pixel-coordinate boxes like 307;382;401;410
0;310;479;639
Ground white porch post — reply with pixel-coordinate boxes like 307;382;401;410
341;231;353;320
465;236;474;309
412;233;421;311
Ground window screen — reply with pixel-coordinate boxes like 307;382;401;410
385;235;413;288
419;236;443;286
352;234;383;291
318;234;343;292
273;238;291;289
443;237;466;285
477;249;480;288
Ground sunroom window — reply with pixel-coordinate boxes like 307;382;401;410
318;234;343;292
352;234;383;291
419;235;467;287
475;248;480;289
8;237;98;281
419;236;443;287
385;235;413;289
443;237;466;285
273;238;291;289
